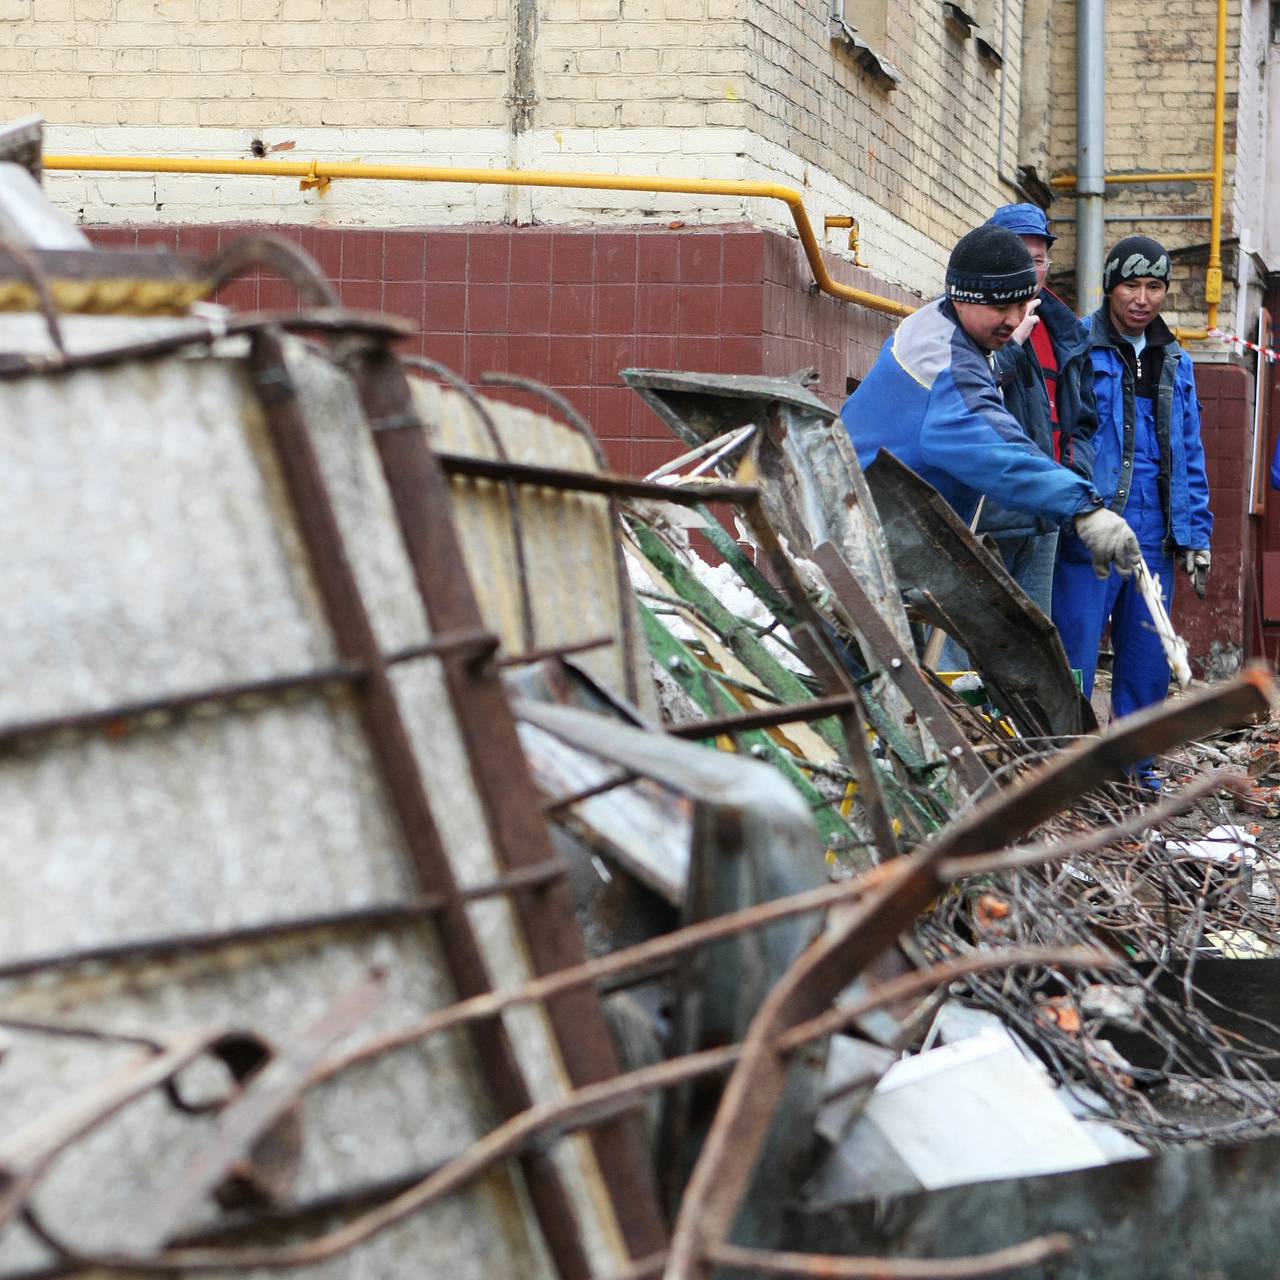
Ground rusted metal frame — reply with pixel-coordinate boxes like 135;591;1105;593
776;944;1112;1051
195;233;340;308
663;849;955;1278
313;862;909;1088
0;631;499;755
434;450;760;506
493;634;615;668
0;861;567;984
16;1168;448;1278
317;834;906;1096
702;1235;1075;1278
403;355;537;651
940;770;1242;881
663;668;1280;1279
45;1047;737;1276
245;328;593;1280
354;343;668;1262
478;371;641;707
737;500;902;859
0;310;414;382
0;1014;163;1049
939;665;1279;863
665;693;863;740
33;938;1105;1274
542;770;639;814
139;976;388;1252
0;1029;271;1232
811;542;989;795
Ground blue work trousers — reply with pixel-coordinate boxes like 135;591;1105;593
1053;536;1176;717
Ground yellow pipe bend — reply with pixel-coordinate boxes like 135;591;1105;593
43;154;916;320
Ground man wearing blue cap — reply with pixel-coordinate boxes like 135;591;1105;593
841;225;1140;592
978;203;1100;615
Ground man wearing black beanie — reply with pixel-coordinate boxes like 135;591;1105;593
1052;236;1213;790
841;225;1140;594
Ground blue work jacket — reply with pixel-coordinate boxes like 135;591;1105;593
1082;308;1213;552
979;290;1100;539
840;297;1102;527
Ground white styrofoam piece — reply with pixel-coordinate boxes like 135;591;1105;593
861;1035;1111;1190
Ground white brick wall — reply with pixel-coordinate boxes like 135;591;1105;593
1046;0;1257;334
42;122;949;293
14;0;1025;297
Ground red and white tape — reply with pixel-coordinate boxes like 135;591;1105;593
1208;327;1277;362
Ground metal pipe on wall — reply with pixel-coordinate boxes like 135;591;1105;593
1075;0;1106;317
44;154;916;319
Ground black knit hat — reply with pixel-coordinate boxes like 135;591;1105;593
945;226;1038;305
1102;236;1171;293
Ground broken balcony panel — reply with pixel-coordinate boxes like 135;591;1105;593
0;313;650;1278
620;368;945;781
410;375;652;718
864;449;1092;740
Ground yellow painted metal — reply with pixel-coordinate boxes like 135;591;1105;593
44;153;917;319
0;277;206;315
1204;0;1227;331
1049;171;1215;187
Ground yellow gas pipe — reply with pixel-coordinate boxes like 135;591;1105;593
42;154;916;320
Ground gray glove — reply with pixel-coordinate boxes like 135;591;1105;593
1074;508;1141;580
1184;548;1211;598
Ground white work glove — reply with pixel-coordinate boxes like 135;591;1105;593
1184;548;1211;599
1074;508;1141;580
1009;297;1041;346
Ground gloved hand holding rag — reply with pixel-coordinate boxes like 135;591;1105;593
1074;508;1142;580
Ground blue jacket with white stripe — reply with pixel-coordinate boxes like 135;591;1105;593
839;297;1103;526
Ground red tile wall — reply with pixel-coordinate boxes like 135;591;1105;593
1175;361;1251;674
84;222;910;475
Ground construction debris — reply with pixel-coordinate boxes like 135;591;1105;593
4;120;1280;1280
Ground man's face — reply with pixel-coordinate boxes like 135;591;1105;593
1109;277;1168;336
1021;235;1050;294
953;298;1031;351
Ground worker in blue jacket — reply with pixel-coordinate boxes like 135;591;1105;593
1052;236;1213;789
979;204;1099;615
841;224;1140;604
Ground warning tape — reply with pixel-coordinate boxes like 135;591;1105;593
1207;327;1277;362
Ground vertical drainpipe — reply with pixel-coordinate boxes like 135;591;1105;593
1075;0;1106;317
507;0;538;222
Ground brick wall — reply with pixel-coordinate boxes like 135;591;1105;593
0;0;510;129
536;0;750;132
8;0;1049;295
743;0;1022;255
94;222;904;473
1175;361;1251;675
1045;0;1245;329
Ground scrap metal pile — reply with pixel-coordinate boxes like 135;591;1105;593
3;120;1280;1280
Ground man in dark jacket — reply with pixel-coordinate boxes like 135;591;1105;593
842;225;1140;589
978;204;1099;615
1052;236;1213;789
